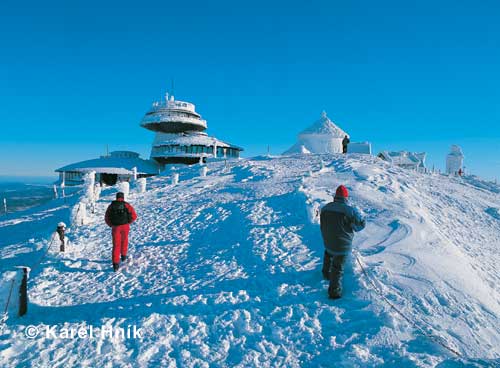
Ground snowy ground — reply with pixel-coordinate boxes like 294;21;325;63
0;154;499;367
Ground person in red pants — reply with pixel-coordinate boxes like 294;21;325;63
105;192;137;271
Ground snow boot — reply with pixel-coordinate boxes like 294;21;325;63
121;255;127;262
322;251;332;280
113;263;120;272
328;285;342;299
328;255;346;299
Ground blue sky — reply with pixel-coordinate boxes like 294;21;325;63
0;0;498;180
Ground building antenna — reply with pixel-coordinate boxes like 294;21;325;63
171;78;175;97
106;144;109;157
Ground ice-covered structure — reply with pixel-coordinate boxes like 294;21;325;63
142;94;243;165
348;142;372;154
55;151;159;186
378;151;426;171
283;111;349;155
446;145;464;175
55;92;243;185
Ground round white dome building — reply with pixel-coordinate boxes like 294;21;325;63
283;111;349;155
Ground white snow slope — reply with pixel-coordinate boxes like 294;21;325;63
0;154;499;367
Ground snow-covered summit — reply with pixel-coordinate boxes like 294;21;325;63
284;111;349;155
0;155;499;367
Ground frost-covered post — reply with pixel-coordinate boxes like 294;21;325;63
137;177;147;193
60;174;66;200
200;166;208;177
306;200;321;225
213;139;218;158
0;268;30;320
132;167;138;181
53;184;58;199
117;181;130;201
83;171;96;213
94;184;101;201
19;267;28;317
3;198;6;214
83;171;96;201
71;202;87;226
171;173;179;185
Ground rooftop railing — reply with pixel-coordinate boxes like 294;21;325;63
151;100;196;112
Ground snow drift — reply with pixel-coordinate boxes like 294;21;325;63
0;154;498;367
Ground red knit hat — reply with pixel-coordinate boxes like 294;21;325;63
335;185;349;198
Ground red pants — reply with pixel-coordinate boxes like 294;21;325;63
112;224;130;264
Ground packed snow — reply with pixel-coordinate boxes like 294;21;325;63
0;154;499;367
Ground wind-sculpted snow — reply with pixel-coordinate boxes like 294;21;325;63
0;155;499;367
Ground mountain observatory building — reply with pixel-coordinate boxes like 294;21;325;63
446;145;464;175
141;94;243;165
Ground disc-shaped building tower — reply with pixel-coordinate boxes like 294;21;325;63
141;94;243;165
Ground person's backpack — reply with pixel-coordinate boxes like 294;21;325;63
108;201;131;226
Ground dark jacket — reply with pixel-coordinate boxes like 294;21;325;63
320;197;365;255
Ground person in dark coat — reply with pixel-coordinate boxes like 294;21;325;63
320;185;365;299
105;192;138;271
342;135;350;154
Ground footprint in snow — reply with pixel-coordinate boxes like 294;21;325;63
485;207;500;220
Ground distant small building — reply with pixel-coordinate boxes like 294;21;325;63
446;145;464;175
55;151;159;186
348;142;372;154
283;111;349;155
378;151;426;171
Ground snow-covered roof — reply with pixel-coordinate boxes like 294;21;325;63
55;151;160;175
282;142;312;155
299;111;348;138
153;132;243;150
378;151;426;168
